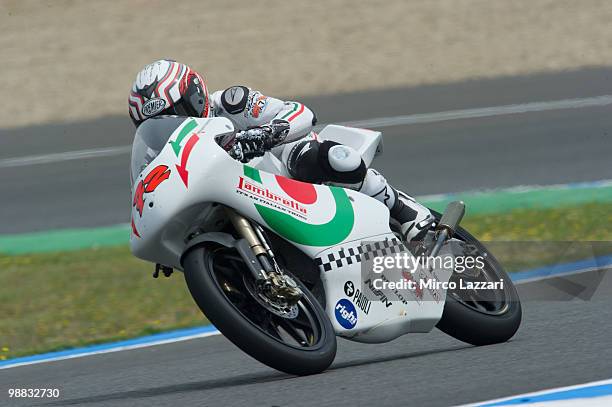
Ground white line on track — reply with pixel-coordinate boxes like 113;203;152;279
460;378;612;406
2;94;612;169
0;145;132;169
340;94;612;129
0;330;221;370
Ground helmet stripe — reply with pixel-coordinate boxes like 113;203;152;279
128;104;141;120
168;64;186;103
156;62;180;105
154;62;175;98
129;92;144;111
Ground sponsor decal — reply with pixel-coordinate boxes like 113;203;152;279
142;97;167;117
351;287;372;315
402;271;424;301
402;269;441;303
364;278;393;308
344;281;371;315
376;274;409;305
334;299;357;329
133;165;171;217
344;281;355;296
237;176;307;218
242;166;354;247
247;94;269;118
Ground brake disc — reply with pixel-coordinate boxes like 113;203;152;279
242;274;299;319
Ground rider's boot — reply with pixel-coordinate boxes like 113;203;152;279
359;169;434;242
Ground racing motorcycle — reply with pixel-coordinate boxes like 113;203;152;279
130;116;522;376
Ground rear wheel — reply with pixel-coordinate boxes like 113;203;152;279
431;211;522;346
183;245;337;375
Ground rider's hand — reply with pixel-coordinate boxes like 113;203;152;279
230;119;290;163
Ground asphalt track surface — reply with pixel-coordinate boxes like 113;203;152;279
1;69;612;406
2;271;612;407
2;68;612;233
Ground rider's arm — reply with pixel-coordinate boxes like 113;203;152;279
270;101;316;143
212;86;316;144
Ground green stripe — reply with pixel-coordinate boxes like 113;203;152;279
421;183;612;215
169;119;198;156
280;102;299;120
255;186;354;246
243;165;262;183
0;224;129;255
2;183;611;255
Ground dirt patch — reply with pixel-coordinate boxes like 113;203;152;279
2;0;612;128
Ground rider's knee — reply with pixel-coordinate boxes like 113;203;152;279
286;140;366;186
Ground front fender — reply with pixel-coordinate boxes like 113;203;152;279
179;231;264;280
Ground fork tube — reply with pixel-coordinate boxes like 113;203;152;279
224;207;267;257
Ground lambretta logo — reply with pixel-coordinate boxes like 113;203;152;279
142;98;166;117
237;176;307;215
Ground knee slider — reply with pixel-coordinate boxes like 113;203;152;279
287;140;366;185
286;140;326;183
319;141;366;184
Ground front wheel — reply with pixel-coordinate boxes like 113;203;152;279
431;211;522;346
183;245;337;376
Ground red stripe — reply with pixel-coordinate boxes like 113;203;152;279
154;63;174;97
156;63;179;104
166;65;183;104
287;103;305;122
130;91;144;103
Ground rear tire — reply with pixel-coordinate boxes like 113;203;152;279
183;245;337;375
432;211;522;346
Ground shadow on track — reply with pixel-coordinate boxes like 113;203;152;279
44;345;472;405
330;343;473;371
43;371;291;406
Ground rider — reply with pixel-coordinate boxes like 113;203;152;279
129;59;434;242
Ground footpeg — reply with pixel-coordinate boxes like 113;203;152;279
153;263;173;278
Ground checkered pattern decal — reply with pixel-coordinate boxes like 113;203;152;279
314;238;408;272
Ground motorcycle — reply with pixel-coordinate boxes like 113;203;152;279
129;116;522;376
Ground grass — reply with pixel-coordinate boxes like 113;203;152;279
0;247;206;360
1;202;611;360
460;202;612;272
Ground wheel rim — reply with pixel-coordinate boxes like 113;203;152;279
446;238;512;316
207;248;327;350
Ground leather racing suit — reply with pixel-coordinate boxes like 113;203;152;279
210;86;434;242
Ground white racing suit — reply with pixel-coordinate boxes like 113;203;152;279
210;86;434;241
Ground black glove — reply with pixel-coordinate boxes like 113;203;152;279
230;119;290;163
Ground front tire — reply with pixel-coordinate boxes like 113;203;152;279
183;245;337;376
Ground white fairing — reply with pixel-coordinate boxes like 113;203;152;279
130;117;450;343
317;124;383;167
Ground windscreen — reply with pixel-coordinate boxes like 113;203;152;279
130;116;187;184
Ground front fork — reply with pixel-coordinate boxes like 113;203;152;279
224;207;303;304
225;207;273;278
